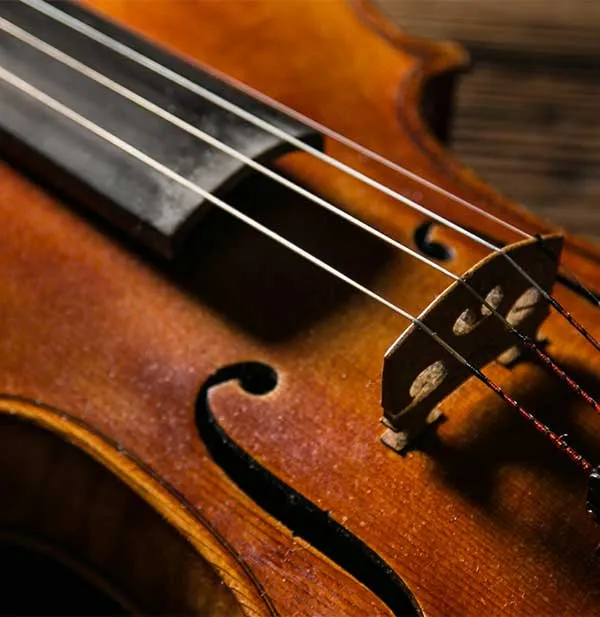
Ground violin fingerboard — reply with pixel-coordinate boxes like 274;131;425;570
0;1;321;257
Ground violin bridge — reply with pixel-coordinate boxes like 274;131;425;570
380;234;563;452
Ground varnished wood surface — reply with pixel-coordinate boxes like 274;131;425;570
378;0;600;242
3;1;600;616
0;414;244;616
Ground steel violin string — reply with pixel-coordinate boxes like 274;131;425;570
0;61;591;473
19;0;600;356
2;15;599;422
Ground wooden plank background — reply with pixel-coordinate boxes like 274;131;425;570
376;0;600;242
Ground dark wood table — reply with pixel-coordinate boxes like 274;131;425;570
377;0;600;242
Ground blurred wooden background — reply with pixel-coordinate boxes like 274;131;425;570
375;0;600;242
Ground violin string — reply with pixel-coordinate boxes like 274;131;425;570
20;0;600;356
4;16;600;420
0;63;591;473
169;51;600;310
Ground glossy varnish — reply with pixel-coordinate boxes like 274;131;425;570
1;1;600;615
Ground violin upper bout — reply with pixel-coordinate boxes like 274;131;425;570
349;0;469;144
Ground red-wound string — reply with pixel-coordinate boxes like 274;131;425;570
423;320;593;473
546;293;600;357
472;366;593;473
2;19;592;474
516;336;600;417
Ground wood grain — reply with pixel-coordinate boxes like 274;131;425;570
2;1;600;615
0;410;244;616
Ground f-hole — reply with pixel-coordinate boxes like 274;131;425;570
195;361;420;617
414;221;454;261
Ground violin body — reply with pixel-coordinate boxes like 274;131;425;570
2;1;600;615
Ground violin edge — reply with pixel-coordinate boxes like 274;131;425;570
0;395;277;617
350;0;600;270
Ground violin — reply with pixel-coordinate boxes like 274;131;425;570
1;1;600;615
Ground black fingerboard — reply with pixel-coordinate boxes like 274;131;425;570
0;0;321;257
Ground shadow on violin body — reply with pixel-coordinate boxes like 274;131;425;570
177;167;403;343
418;352;600;590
